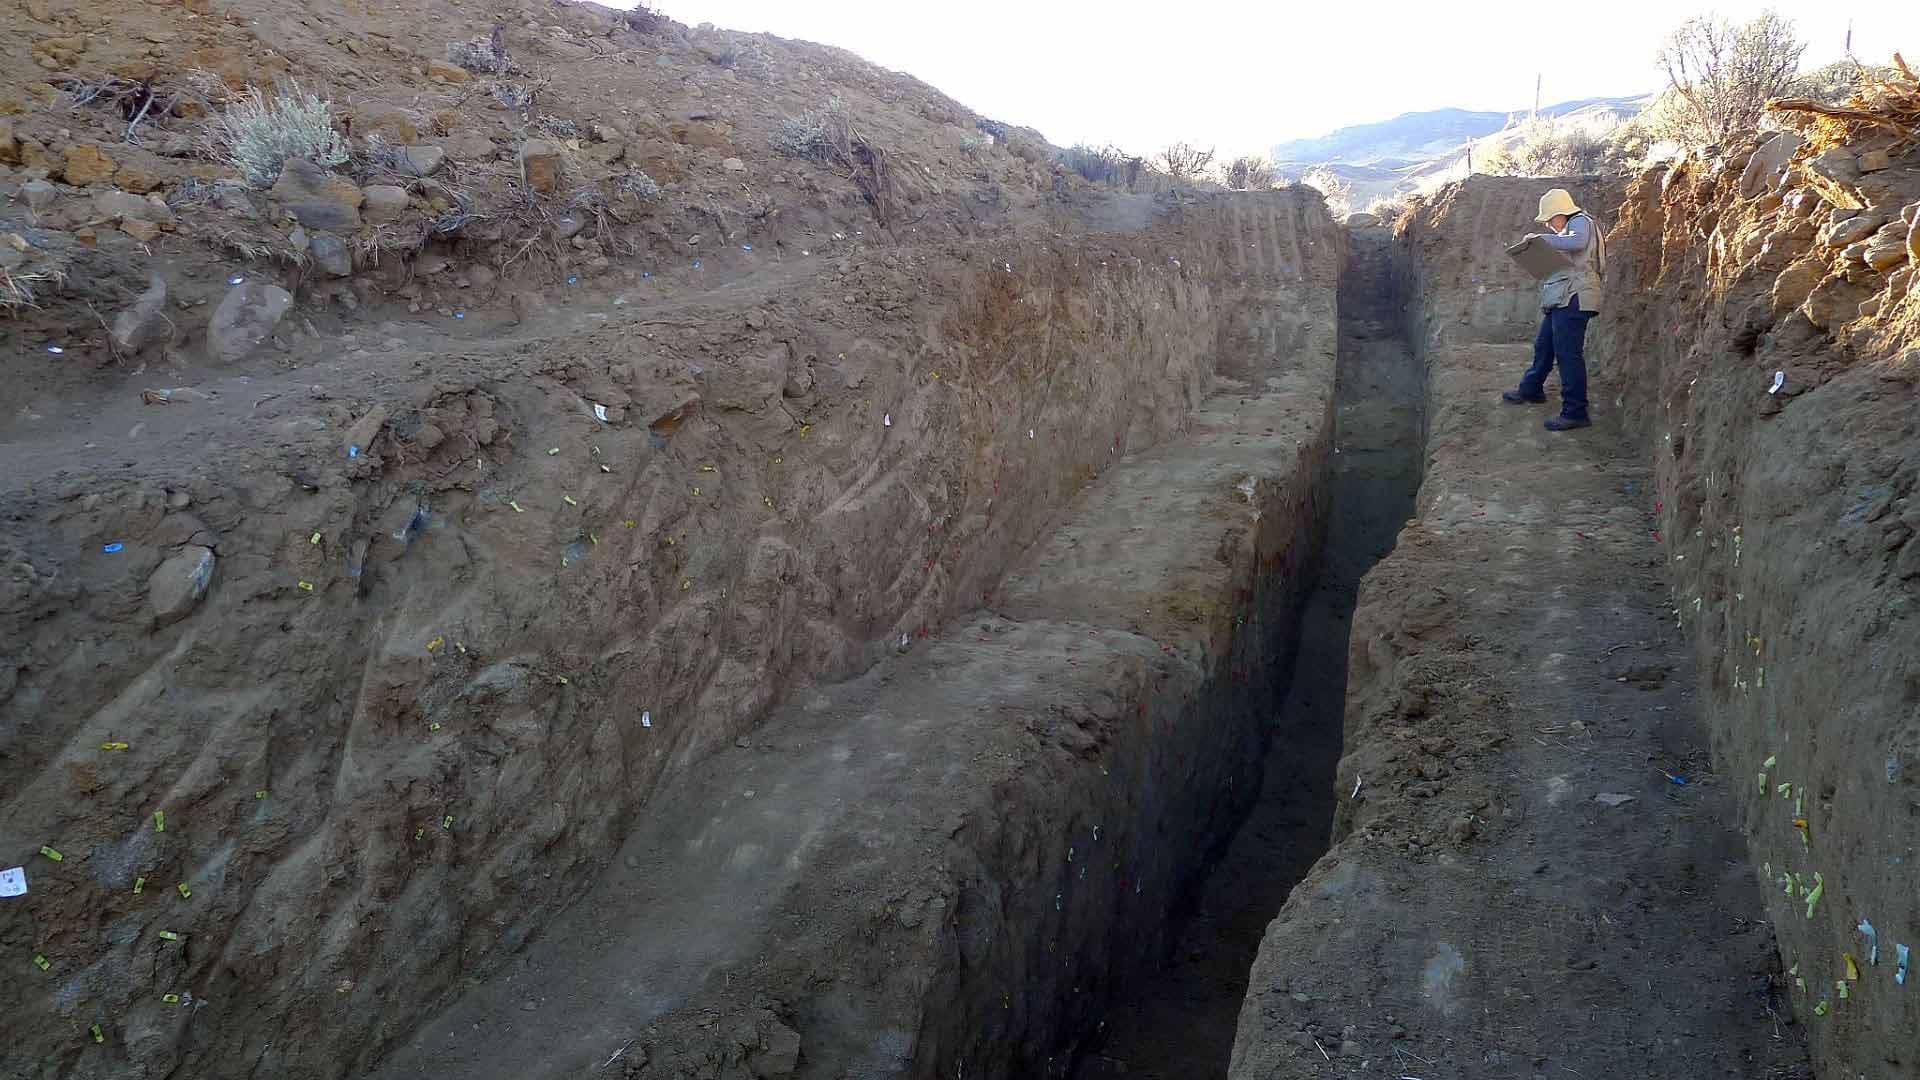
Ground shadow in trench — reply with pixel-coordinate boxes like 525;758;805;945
1070;228;1423;1079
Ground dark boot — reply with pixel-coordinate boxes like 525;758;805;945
1502;389;1546;404
1544;414;1591;431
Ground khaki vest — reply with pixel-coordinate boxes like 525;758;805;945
1540;212;1605;313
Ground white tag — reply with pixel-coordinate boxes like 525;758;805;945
0;866;26;897
593;403;610;422
640;710;652;728
883;414;892;427
1768;371;1784;395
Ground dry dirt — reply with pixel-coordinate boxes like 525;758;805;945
3;2;1355;1076
5;2;1920;1080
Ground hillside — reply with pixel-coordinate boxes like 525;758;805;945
1271;95;1649;171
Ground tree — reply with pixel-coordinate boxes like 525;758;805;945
1655;9;1806;150
1158;141;1215;182
1223;154;1277;190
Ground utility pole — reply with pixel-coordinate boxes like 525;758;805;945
1532;73;1541;120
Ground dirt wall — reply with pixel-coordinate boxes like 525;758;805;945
0;188;1336;1077
1598;140;1920;1078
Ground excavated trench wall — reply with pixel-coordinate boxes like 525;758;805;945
0;190;1340;1078
1599;147;1920;1078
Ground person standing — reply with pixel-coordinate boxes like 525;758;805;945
1502;188;1605;431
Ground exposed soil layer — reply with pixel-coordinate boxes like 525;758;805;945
367;194;1342;1080
1070;225;1423;1079
1;0;1357;1069
1229;177;1814;1079
1601;143;1920;1078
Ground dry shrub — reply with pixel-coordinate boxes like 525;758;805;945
1656;10;1805;149
1158;141;1215;182
204;84;348;187
1767;52;1920;152
1061;144;1143;186
771;99;898;223
1223;154;1277;190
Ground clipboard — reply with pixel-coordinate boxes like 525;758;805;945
1506;237;1575;281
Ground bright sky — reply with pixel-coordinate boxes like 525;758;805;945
611;2;1919;155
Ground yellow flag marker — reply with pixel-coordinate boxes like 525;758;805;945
510;501;525;513
152;811;165;832
622;519;636;528
442;816;453;829
255;790;268;799
176;882;191;899
700;464;716;472
298;580;314;591
162;994;180;1004
39;846;62;861
157;930;179;941
91;1024;104;1043
100;741;129;751
1805;872;1825;919
133;877;145;894
310;532;321;545
429;721;442;732
692;486;700;496
680;579;691;591
33;955;50;971
1844;953;1860;980
563;495;577;506
414;827;424;840
546;447;560;456
426;636;444;653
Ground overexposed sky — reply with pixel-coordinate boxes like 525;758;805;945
611;1;1918;154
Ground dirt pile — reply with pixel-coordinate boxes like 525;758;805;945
1599;120;1920;1078
1;1;1349;1075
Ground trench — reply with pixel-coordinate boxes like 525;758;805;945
1068;227;1424;1079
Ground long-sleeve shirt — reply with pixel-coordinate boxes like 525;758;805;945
1536;213;1603;313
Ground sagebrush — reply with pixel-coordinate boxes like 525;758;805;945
205;85;348;187
1061;143;1142;186
1223;154;1277;190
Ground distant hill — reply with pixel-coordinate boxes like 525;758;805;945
1271;96;1650;174
1272;94;1652;211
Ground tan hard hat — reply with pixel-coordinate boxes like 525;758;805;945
1535;188;1581;223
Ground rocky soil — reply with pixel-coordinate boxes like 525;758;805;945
1601;119;1920;1080
1;2;1350;1077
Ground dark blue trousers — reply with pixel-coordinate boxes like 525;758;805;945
1519;296;1594;421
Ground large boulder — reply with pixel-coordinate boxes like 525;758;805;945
149;546;214;625
62;143;117;185
1820;212;1884;249
518;139;563;193
399;144;446;177
1863;222;1909;272
93;189;174;225
270;157;363;230
1739;132;1800;198
309;232;353;277
361;184;409;226
208;281;293;363
111;273;169;354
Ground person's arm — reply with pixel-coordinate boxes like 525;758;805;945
1535;215;1590;253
